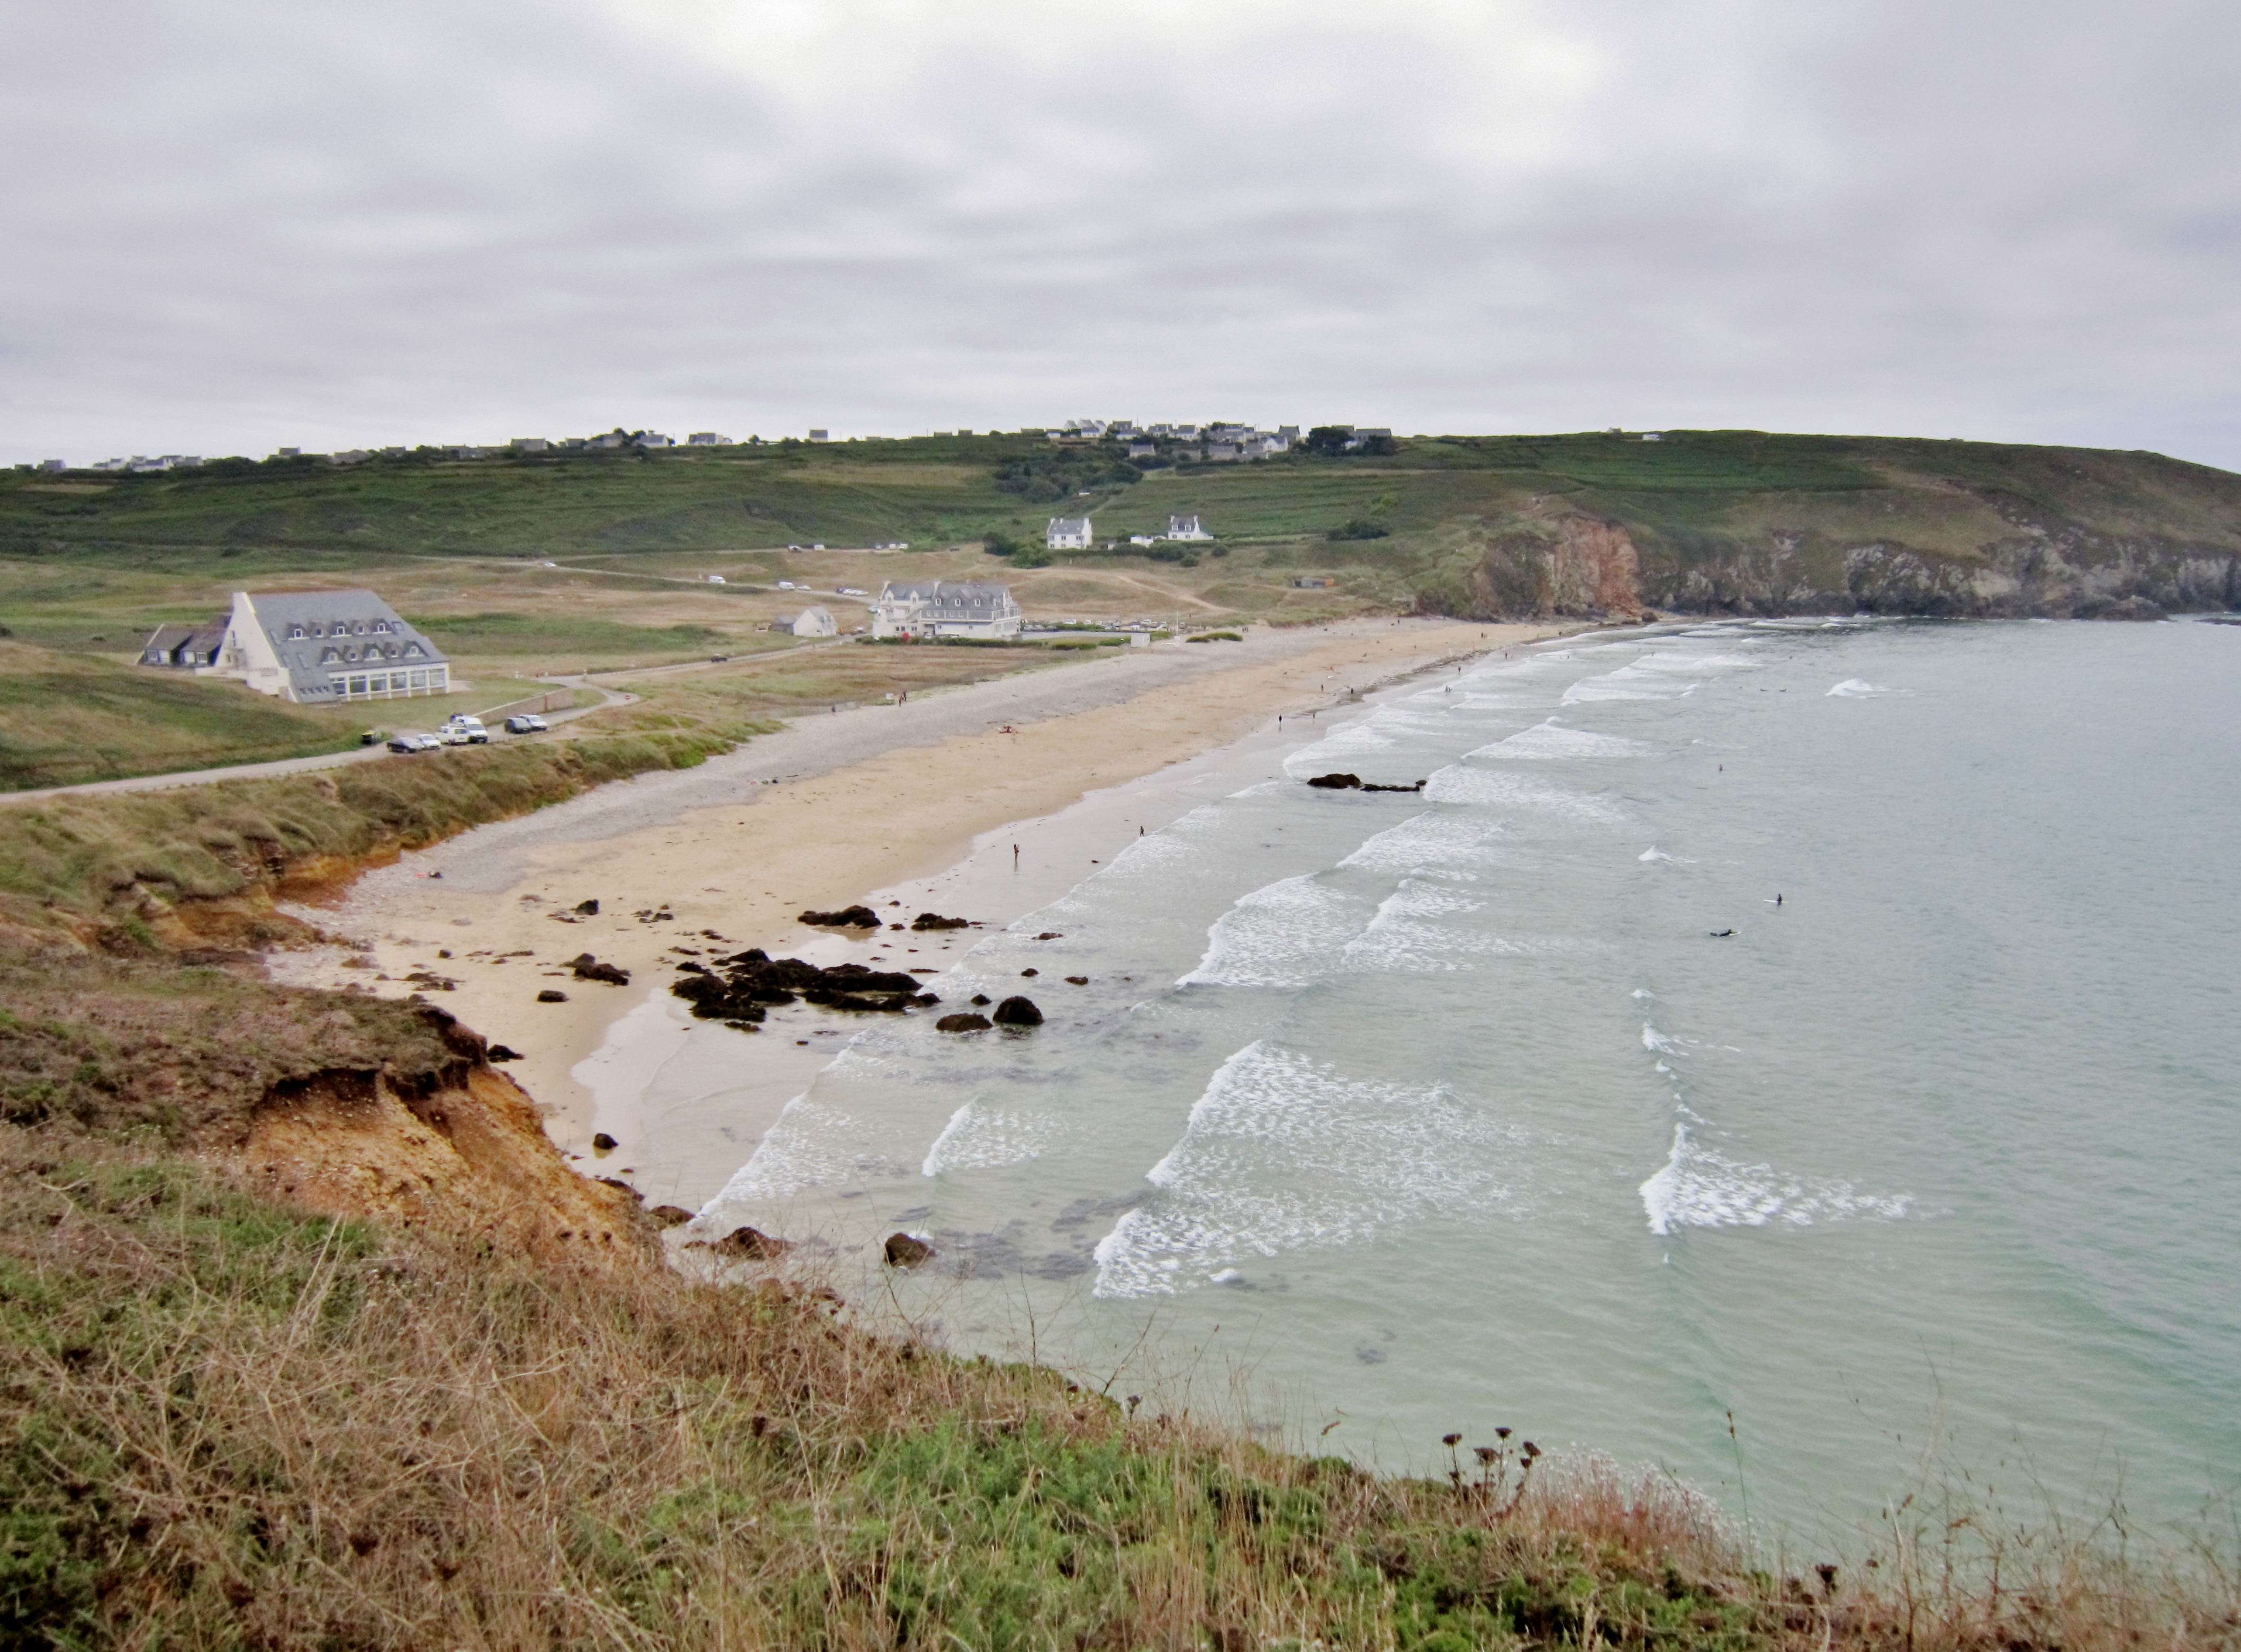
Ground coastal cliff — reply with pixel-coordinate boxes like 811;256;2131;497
1424;512;2238;622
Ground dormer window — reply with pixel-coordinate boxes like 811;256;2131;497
290;626;306;640
353;622;366;635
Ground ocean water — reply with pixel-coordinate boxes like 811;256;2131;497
695;618;2241;1541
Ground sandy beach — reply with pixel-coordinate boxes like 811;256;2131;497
275;616;1567;1177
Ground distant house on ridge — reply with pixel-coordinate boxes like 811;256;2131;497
870;581;1022;641
1167;514;1210;541
1046;516;1094;550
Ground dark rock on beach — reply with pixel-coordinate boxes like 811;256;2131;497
571;954;631;985
591;1133;618;1151
536;988;568;1003
1362;779;1427;793
486;1045;522;1061
884;1232;935;1268
670;948;925;1022
991;995;1043;1028
647;1205;694;1228
1307;772;1362;789
970;994;991;1006
798;904;881;929
911;912;974;930
573;898;600;915
936;1012;992;1032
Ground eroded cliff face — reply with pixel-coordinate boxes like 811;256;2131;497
244;1058;650;1266
1427;514;2241;621
0;934;653;1266
1440;515;1649;621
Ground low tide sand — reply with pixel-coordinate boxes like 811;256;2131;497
279;618;1566;1179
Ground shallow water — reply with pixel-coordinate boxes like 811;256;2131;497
690;618;2241;1542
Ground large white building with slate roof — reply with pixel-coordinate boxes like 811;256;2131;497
869;580;1022;641
200;589;451;703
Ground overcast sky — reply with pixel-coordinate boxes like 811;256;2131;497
5;0;2238;468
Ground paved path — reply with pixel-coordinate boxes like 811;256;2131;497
0;679;633;805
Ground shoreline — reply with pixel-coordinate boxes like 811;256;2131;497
276;616;1571;1168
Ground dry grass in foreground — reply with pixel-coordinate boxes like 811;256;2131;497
5;1140;2236;1651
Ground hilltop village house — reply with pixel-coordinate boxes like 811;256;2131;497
1167;514;1211;541
870;580;1023;641
1046;515;1094;550
197;589;451;703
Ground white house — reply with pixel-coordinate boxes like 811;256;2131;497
200;589;450;704
791;605;838;638
870;580;1022;641
1046;515;1094;550
1167;514;1211;541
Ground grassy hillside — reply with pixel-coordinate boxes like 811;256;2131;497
5;1104;2226;1650
8;429;2240;620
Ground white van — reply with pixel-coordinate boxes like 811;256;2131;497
444;715;490;745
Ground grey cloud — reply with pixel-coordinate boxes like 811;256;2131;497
2;0;2236;465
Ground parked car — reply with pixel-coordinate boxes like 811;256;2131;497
503;713;549;734
709;654;729;663
386;733;439;753
444;715;490;744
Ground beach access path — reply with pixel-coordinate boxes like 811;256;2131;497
274;616;1571;1145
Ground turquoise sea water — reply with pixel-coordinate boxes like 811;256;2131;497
698;618;2241;1542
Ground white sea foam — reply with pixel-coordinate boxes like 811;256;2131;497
1180;874;1368;988
1638;846;1689;864
1423;765;1624;822
1336;878;1525;973
921;1101;1065;1175
1471;719;1653;763
1631;652;1758;673
1092;1043;1514;1296
1639;1123;1912;1235
1827;679;1906;697
1338;810;1506;874
708;1096;887;1203
1561;661;1706;705
1642;1023;1684;1053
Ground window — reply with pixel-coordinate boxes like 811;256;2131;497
348;676;367;696
290;626;305;640
410;669;427;689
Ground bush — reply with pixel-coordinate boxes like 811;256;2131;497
1330;518;1391;541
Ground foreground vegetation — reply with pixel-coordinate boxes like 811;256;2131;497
6;1126;2230;1651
